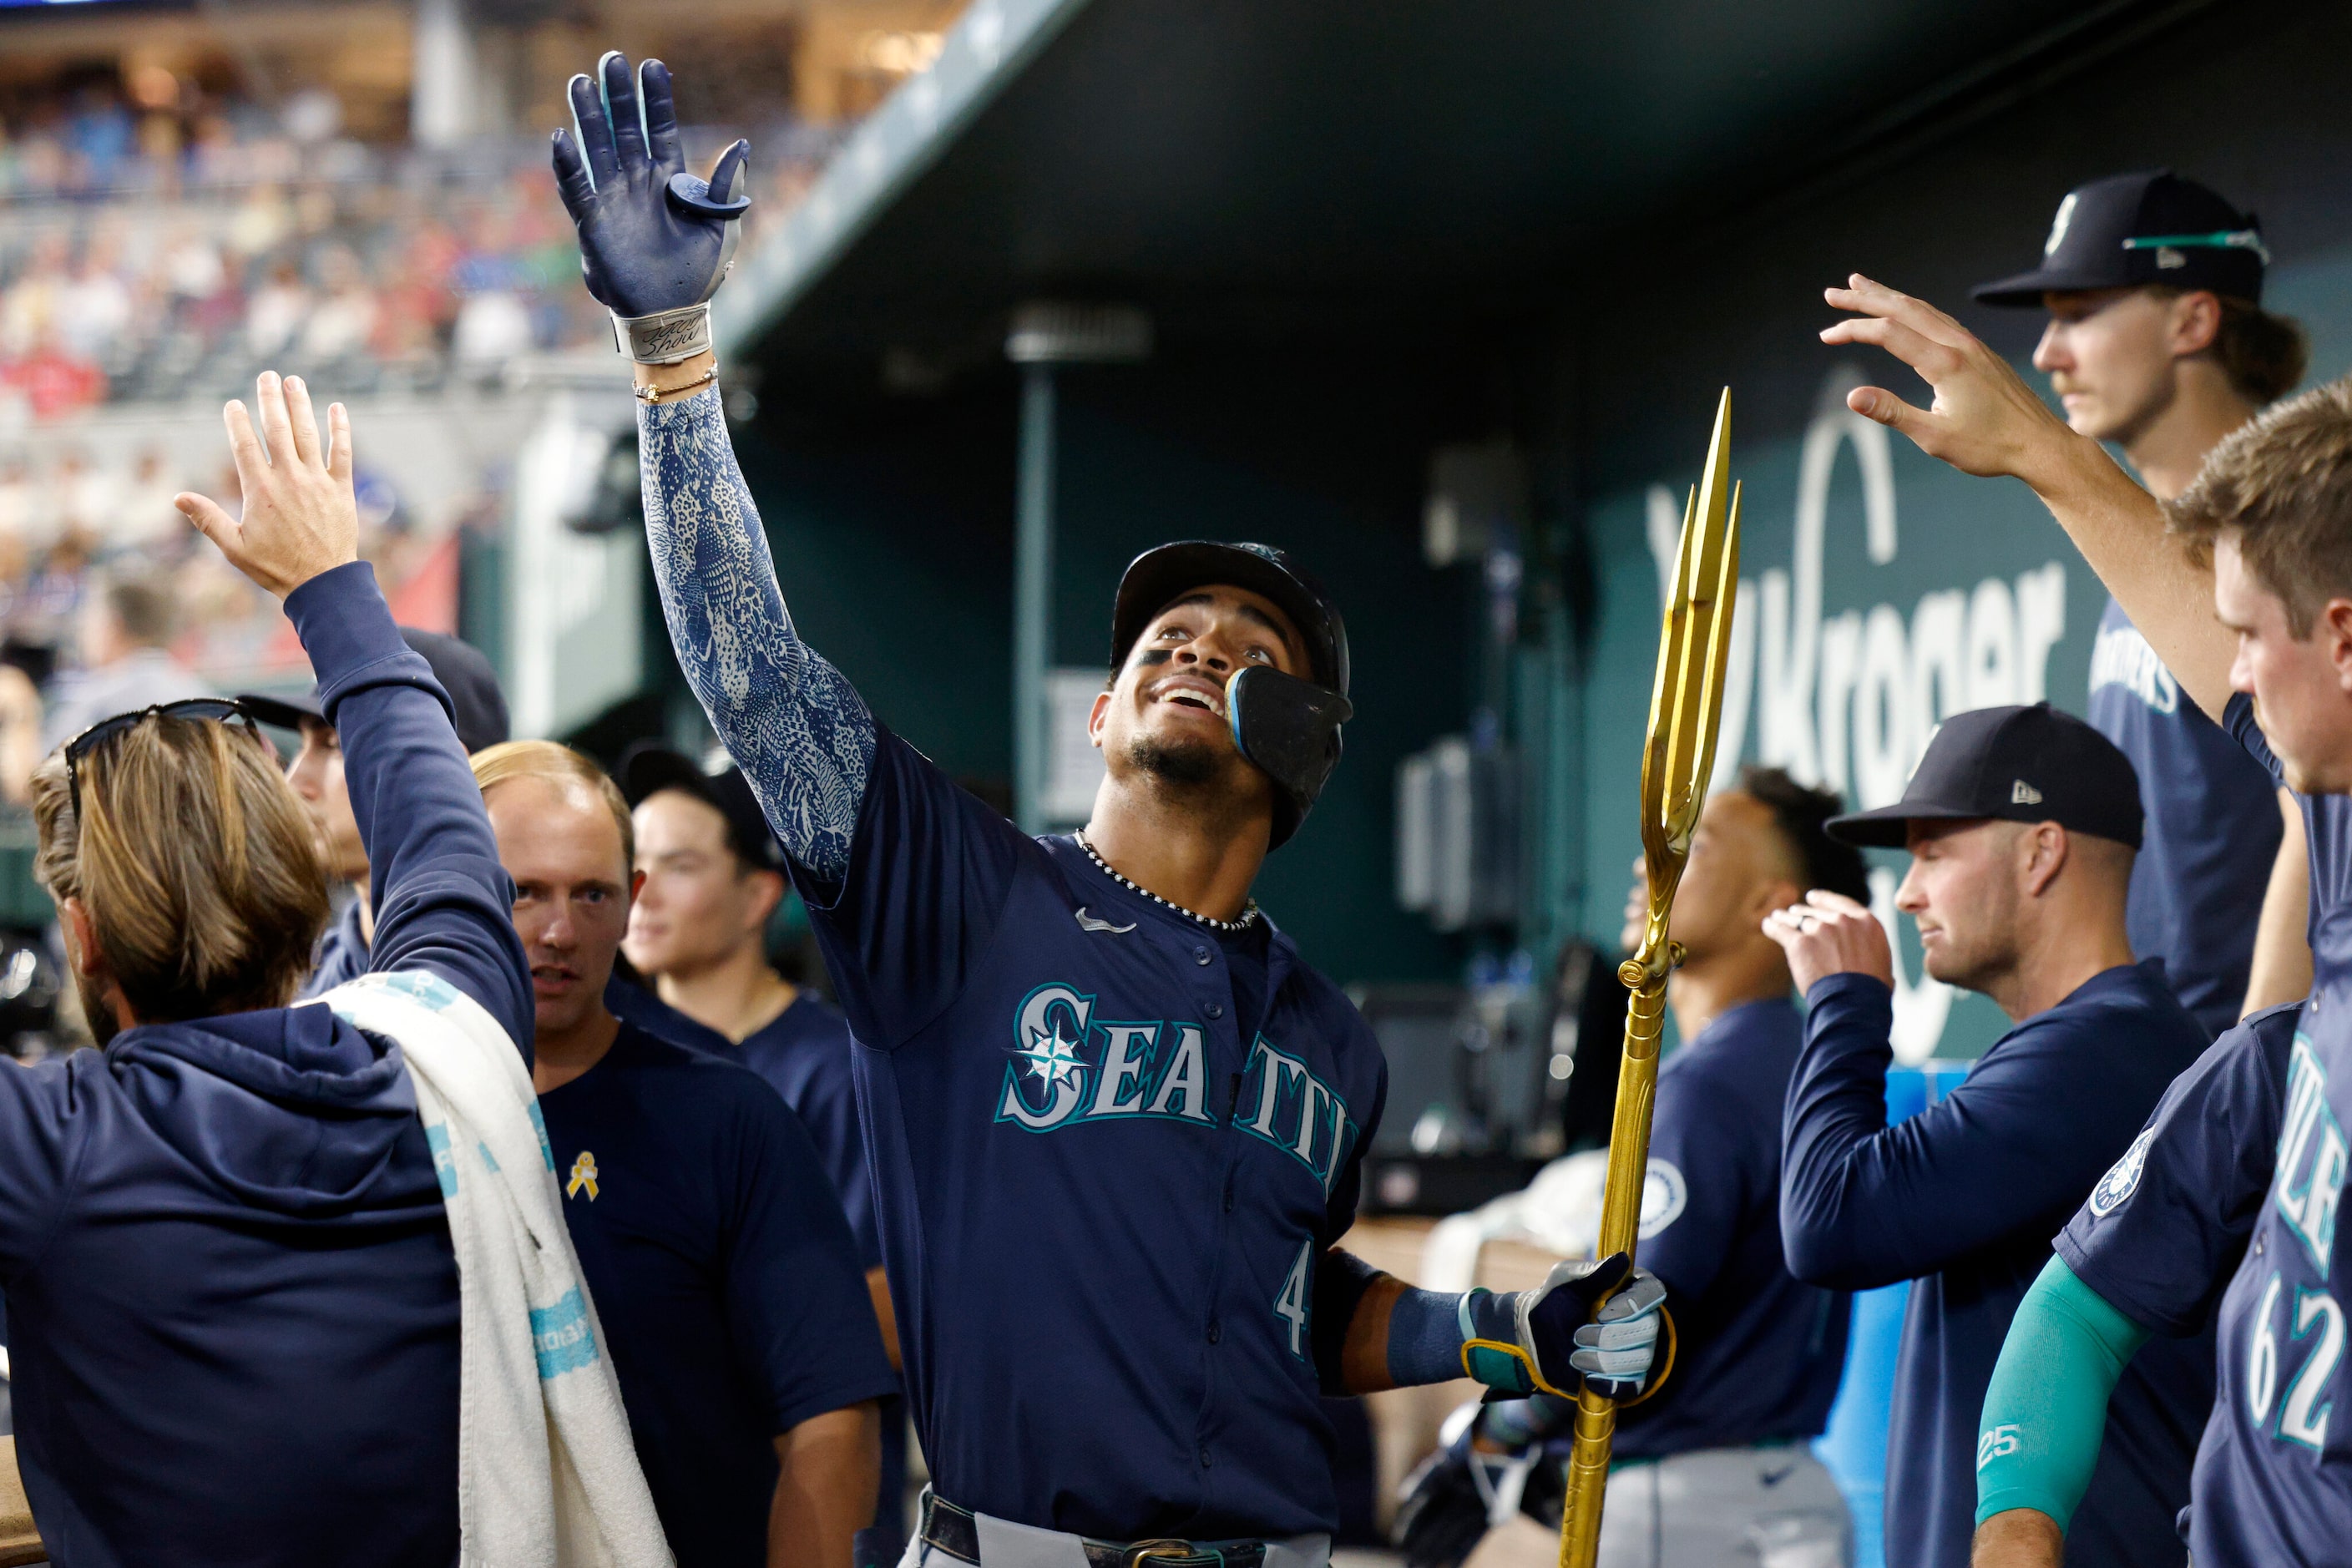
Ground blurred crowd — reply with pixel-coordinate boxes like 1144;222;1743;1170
0;437;457;752
0;78;840;417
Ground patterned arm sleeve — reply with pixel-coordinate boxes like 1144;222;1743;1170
637;387;875;881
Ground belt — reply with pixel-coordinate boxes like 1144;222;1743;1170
918;1492;1269;1568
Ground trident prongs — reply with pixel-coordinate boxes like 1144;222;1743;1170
1556;388;1744;1568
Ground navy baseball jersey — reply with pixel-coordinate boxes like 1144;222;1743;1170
2086;598;2282;1037
539;1020;896;1567
1782;963;2211;1568
2051;1002;2303;1565
739;995;878;1262
633;388;1383;1544
2193;695;2352;1555
1614;997;1850;1459
801;725;1387;1541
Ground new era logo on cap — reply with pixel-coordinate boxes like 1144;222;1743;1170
1826;703;2143;850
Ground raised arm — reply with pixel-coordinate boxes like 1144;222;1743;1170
1820;276;2235;717
635;389;874;880
179;374;532;1048
2243;792;2313;1016
1777;972;2127;1289
550;51;873;880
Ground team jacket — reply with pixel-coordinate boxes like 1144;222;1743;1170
0;564;530;1567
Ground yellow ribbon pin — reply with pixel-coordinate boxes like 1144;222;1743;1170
565;1151;600;1201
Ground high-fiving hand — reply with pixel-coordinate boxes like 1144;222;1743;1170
1762;888;1895;994
1819;274;2085;484
551;53;749;319
175;372;359;600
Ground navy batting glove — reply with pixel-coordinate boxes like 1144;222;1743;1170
549;53;749;317
1521;1252;1666;1400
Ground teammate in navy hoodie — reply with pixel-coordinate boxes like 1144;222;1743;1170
3;372;529;1567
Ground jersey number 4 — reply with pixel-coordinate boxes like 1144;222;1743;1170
2248;1272;2344;1451
1274;1239;1313;1360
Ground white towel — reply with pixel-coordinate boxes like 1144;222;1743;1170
320;971;674;1568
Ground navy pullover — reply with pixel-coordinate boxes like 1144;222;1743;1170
2;561;528;1568
1782;964;2210;1568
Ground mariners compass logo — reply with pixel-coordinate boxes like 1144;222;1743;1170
1012;1010;1085;1089
2088;1128;2153;1217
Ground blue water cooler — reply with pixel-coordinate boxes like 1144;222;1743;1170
1810;1061;1970;1568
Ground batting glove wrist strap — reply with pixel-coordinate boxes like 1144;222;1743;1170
1458;1287;1555;1398
613;303;714;364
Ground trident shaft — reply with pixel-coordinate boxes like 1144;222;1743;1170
1556;388;1743;1567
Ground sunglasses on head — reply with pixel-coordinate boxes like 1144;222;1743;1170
63;698;273;821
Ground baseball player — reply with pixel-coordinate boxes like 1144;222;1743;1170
1970;999;2301;1565
1396;768;1866;1568
1821;280;2352;1557
610;745;912;1563
239;628;511;993
1972;169;2310;1034
475;739;898;1568
551;52;1662;1565
1764;705;2213;1568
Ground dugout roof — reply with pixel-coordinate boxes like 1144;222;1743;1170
717;0;2225;394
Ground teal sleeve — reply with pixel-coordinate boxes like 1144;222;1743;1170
1974;1257;2152;1531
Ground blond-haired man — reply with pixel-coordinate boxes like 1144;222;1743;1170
0;372;530;1565
473;740;893;1568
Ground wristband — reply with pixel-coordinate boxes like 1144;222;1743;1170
612;303;713;365
635;364;719;405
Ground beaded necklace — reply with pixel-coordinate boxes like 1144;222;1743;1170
1072;830;1262;934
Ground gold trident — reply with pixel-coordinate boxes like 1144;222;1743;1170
1556;388;1743;1567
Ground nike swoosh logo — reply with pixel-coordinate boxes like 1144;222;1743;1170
1075;907;1136;934
1759;1464;1795;1488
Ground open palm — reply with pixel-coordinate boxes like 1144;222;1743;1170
550;53;749;319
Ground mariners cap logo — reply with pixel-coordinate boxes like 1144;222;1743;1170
2044;191;2078;257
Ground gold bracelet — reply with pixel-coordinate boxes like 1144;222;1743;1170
635;363;720;405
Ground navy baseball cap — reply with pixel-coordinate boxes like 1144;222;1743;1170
1973;169;2269;307
1110;541;1350;697
240;628;511;755
619;742;786;873
1826;703;2143;850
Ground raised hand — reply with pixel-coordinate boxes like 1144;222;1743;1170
1763;888;1896;994
551;53;749;320
1819;274;2085;484
1821;273;2234;717
176;372;358;600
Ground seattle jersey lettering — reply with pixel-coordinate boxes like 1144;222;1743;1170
2240;1037;2349;1454
997;983;1218;1130
2277;1037;2348;1273
1236;1037;1357;1193
995;983;1355;1190
2086;621;2179;716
